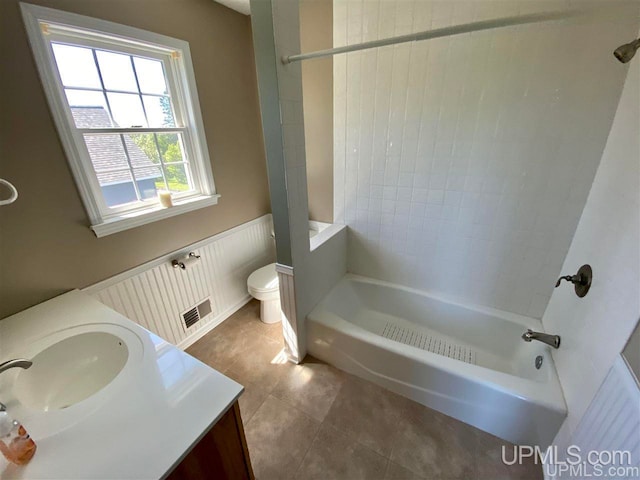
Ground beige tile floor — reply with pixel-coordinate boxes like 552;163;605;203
187;300;542;480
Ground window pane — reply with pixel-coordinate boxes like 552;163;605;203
96;170;138;207
107;93;147;127
132;168;163;200
67;91;113;127
96;50;137;93
83;134;129;171
126;133;160;165
156;133;184;163
52;43;101;89
133;57;167;95
143;96;175;127
154;177;168;192
165;163;192;193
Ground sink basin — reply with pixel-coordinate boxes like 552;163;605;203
13;332;129;411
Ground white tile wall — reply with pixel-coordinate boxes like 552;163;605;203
84;215;275;349
544;53;640;440
334;0;638;317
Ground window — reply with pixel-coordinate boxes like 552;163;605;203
21;3;218;237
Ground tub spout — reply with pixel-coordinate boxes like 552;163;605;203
522;329;560;349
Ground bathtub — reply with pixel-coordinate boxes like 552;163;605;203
307;274;567;446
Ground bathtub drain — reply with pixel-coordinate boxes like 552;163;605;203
380;322;477;365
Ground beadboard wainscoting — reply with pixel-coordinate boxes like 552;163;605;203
547;356;640;479
83;214;275;349
275;264;300;363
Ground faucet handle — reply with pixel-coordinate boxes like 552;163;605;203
555;275;574;287
555;264;592;297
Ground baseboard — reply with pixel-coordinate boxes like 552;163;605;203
177;295;252;350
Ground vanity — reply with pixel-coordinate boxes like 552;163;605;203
0;291;254;479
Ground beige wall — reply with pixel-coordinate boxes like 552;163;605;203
300;0;333;223
0;0;269;319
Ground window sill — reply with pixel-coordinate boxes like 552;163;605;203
91;194;220;238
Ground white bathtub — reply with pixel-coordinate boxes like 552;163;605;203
307;274;567;446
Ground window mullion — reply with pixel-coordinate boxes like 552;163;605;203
130;56;151;128
63;85;102;94
153;133;170;191
118;134;143;201
63;84;168;98
161;161;189;166
90;49;116;127
76;127;187;135
94;166;138;174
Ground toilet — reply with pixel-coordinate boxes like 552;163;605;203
247;263;281;324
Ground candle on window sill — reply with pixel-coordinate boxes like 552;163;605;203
158;190;173;208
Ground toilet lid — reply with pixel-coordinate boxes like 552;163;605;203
247;263;279;293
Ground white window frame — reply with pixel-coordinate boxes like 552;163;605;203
21;3;219;237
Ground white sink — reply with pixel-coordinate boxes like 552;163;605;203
13;332;129;411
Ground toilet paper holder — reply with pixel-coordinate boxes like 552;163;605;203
172;252;201;270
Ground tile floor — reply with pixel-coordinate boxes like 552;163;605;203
187;300;542;480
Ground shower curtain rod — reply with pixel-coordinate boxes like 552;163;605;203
283;10;573;64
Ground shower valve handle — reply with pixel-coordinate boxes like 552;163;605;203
554;264;593;298
555;275;581;288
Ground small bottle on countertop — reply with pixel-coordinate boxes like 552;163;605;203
0;405;36;465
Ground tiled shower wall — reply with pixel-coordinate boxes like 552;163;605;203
334;0;637;317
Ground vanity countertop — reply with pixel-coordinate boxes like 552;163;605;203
0;290;243;480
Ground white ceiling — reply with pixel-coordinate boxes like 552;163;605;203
214;0;250;15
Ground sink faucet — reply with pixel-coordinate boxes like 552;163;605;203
0;360;32;413
0;359;33;375
522;329;561;349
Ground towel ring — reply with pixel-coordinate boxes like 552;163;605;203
0;179;18;206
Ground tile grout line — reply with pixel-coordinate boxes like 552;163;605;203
259;392;323;478
291;419;323;478
235;375;269;426
266;367;350;475
320;377;397;464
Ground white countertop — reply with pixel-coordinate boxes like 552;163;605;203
0;290;243;479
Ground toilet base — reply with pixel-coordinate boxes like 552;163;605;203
260;297;282;324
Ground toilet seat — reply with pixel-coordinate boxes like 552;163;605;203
247;263;279;300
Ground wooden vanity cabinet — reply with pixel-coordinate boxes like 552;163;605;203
166;401;254;480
